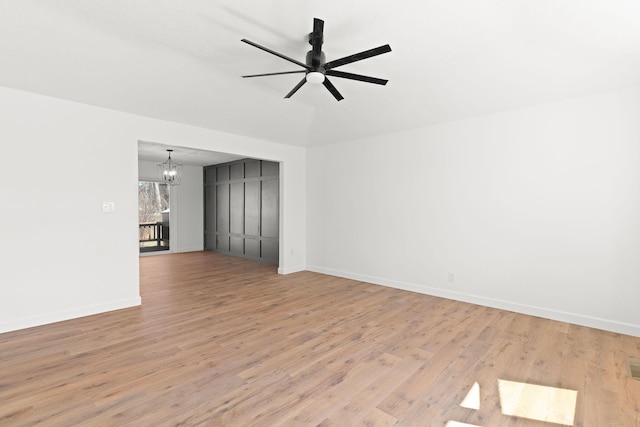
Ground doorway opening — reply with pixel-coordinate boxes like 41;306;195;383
204;159;279;265
138;180;170;253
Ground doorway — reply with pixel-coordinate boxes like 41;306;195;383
138;180;170;253
204;159;279;265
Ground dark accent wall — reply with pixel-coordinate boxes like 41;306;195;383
204;159;279;265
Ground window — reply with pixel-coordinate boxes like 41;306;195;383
138;181;170;252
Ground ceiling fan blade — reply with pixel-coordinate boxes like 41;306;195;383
284;78;307;98
324;44;392;70
311;18;324;54
326;70;388;85
242;70;306;78
323;78;344;101
241;39;310;70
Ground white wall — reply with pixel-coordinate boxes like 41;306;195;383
138;161;204;253
0;86;306;333
4;82;637;337
307;85;640;336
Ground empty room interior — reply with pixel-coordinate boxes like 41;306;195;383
1;1;639;426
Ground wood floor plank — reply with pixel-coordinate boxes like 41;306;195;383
0;251;638;426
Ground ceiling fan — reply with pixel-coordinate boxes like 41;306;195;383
241;18;391;101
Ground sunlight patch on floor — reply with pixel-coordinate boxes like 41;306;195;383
498;379;577;425
460;382;481;410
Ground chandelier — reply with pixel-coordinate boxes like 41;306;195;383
157;149;182;185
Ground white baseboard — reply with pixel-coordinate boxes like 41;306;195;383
306;265;640;337
0;297;141;334
176;247;205;253
278;265;306;275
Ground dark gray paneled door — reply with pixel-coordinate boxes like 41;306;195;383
204;159;279;265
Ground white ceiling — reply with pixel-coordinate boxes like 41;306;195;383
137;141;245;166
1;1;640;153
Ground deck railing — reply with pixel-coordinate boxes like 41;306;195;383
139;222;169;251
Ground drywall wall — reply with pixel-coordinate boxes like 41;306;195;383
0;86;306;333
307;85;640;336
138;161;204;253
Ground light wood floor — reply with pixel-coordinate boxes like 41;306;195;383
1;251;639;426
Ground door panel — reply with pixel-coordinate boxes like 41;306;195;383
216;165;229;182
204;167;216;184
261;240;279;264
230;182;244;235
261;179;278;239
245;160;260;178
204;184;216;250
245;181;260;236
216;184;229;234
230;236;243;254
217;235;229;252
230;162;244;180
245;238;260;258
262;161;278;178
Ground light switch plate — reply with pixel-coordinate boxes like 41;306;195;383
102;201;116;213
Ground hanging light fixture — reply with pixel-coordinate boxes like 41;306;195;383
157;149;182;185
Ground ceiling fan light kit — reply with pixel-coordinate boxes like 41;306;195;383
241;18;391;101
305;71;325;84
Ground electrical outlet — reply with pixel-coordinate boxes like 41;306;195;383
448;272;456;283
